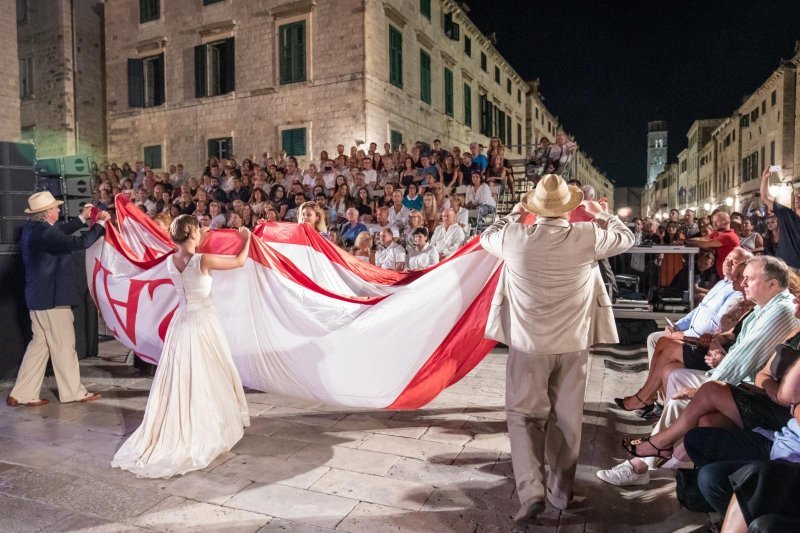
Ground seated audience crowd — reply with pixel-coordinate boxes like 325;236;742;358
91;137;513;272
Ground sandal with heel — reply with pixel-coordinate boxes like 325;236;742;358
622;436;673;460
614;392;655;413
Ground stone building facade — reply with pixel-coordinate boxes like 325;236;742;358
643;44;800;219
105;0;534;173
0;0;21;142
17;0;105;159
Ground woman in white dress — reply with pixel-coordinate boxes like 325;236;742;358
112;215;251;478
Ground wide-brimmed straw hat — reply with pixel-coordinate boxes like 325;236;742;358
25;191;64;214
521;174;583;217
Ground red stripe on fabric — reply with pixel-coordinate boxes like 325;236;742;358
116;194;173;249
387;268;500;409
256;221;484;286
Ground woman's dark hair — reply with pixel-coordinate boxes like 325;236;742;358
169;214;200;244
411;227;429;239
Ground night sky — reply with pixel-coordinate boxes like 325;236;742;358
468;0;800;187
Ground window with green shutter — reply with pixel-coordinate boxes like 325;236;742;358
506;78;511;94
194;38;235;98
464;36;471;57
463;83;472;127
143;145;162;169
444;68;453;117
282;128;306;156
420;0;431;19
479;94;491;136
419;50;431;104
480;52;486;72
389;26;403;88
279;21;306;85
128;53;164;108
390;129;403;151
517;123;522;150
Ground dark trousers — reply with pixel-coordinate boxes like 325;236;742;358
748;515;800;533
684;427;772;468
685;427;772;515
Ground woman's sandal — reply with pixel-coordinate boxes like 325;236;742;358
622;436;673;460
613;392;654;413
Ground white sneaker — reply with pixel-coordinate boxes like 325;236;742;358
596;460;650;487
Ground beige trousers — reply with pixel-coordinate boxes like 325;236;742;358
505;347;589;510
10;306;89;403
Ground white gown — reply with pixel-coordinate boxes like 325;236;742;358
111;253;250;478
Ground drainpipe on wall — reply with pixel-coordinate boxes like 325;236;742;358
70;0;79;155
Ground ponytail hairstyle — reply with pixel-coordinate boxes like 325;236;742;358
169;214;200;244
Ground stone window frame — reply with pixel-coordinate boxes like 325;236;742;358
19;56;34;99
207;136;233;160
139;0;161;25
274;9;314;87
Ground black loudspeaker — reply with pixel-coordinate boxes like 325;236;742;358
0;166;36;192
0;217;26;244
0;249;98;380
0;251;30;379
0;192;32;218
0;142;35;168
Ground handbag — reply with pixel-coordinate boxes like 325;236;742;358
675;468;715;513
771;343;800;383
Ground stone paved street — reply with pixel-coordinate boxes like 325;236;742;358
0;340;713;532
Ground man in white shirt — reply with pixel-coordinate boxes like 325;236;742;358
135;188;156;214
431;208;466;259
361;157;378;187
368;206;400;238
387;190;410;227
375;228;405;271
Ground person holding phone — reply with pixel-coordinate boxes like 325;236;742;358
760;166;800;268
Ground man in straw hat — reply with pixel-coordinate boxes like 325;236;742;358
6;191;110;407
480;174;634;526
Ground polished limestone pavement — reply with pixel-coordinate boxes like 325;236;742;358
0;340;714;532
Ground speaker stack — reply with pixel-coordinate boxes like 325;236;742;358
0;142;36;251
0;142;36;378
35;155;95;219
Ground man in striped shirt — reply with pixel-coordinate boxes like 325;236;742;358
598;256;798;486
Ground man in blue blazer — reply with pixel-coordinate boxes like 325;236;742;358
7;191;110;406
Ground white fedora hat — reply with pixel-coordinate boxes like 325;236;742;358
521;174;583;217
25;191;64;214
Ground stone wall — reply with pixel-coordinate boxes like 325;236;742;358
363;0;527;157
18;0;105;159
105;0;366;172
0;0;21;142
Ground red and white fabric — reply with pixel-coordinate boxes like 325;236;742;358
86;196;501;409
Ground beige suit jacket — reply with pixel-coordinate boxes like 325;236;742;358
480;211;635;355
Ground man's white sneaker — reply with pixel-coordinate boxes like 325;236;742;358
596;460;650;487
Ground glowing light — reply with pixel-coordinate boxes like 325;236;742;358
725;197;734;207
703;203;711;211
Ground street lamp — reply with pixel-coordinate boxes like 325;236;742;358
725;197;734;207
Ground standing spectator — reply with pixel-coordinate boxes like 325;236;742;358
687;211;741;279
431;208;466;259
406;227;439;271
764;213;780;257
682;209;700;238
739;216;765;253
760;167;800;268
